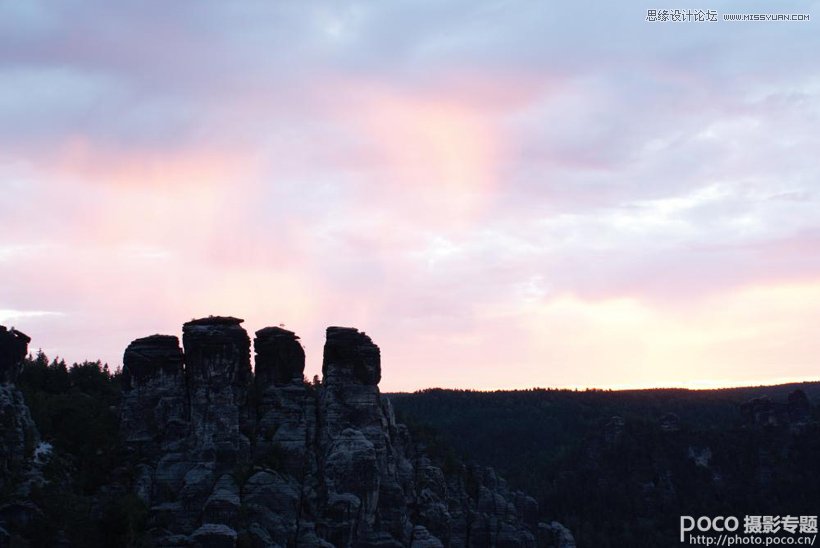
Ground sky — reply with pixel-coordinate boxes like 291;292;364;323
2;0;820;391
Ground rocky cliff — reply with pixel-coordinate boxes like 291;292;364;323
1;326;38;485
0;326;48;545
120;317;557;547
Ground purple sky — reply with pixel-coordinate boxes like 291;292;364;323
2;1;820;391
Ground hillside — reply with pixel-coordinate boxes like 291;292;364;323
390;384;820;547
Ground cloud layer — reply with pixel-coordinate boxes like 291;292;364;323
2;0;820;390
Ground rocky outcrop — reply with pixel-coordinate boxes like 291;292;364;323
787;389;810;424
252;326;309;475
740;389;812;428
120;317;550;547
318;327;397;544
255;326;305;387
0;327;38;487
0;326;47;540
741;396;779;426
121;334;187;461
182;316;252;469
0;326;30;384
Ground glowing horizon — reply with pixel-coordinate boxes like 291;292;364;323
2;1;819;392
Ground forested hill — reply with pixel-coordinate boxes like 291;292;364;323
389;383;820;548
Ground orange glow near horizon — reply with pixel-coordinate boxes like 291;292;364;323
374;279;820;392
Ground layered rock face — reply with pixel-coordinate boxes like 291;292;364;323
319;328;399;545
121;318;548;547
0;325;40;498
182;316;252;469
121;334;187;460
253;326;309;473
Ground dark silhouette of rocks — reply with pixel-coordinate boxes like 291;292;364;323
787;389;810;423
0;326;30;384
119;317;551;547
121;335;187;462
122;334;185;389
182;316;252;470
323;326;381;386
741;396;778;426
0;325;43;536
254;326;305;387
740;389;811;428
252;326;308;477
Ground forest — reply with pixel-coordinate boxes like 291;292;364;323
391;385;820;547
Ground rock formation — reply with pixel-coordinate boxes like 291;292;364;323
0;327;38;485
740;390;811;428
121;334;187;461
0;326;30;384
0;326;43;544
120;317;549;547
787;389;811;423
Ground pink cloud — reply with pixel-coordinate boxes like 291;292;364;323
2;1;819;391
